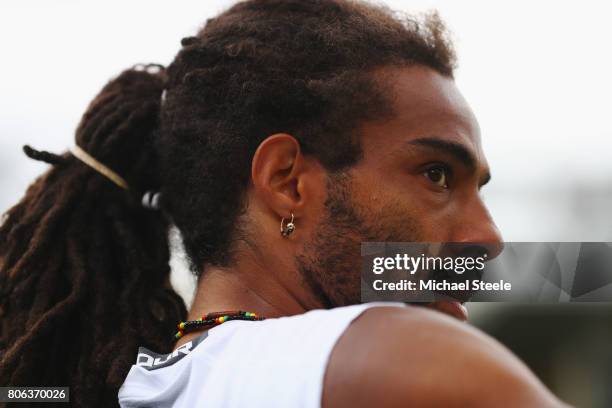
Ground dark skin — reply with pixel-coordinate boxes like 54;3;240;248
174;65;569;407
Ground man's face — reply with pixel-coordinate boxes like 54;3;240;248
295;65;502;309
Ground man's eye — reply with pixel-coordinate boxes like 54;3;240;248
424;166;449;189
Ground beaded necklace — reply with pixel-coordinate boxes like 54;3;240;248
174;310;265;339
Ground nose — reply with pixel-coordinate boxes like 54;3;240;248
451;198;504;260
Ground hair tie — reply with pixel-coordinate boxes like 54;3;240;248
142;191;162;210
69;144;129;190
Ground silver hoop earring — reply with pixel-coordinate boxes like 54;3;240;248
280;212;296;237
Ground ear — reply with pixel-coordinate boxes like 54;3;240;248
251;133;319;219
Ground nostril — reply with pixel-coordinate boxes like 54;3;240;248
465;242;504;261
484;241;505;260
444;242;504;262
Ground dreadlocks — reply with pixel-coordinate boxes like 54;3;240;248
0;65;186;406
0;0;456;406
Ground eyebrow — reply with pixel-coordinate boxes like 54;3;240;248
406;137;491;187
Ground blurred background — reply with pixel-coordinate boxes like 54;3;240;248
1;1;611;406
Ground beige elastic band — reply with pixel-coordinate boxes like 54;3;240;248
69;144;129;190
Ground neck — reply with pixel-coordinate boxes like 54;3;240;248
172;251;320;350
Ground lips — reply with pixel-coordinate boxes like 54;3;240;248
422;301;468;321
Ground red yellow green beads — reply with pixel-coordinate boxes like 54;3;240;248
174;310;265;339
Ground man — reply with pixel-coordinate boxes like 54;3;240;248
156;64;566;407
0;0;567;406
118;0;571;405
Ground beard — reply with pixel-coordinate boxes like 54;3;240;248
295;171;424;308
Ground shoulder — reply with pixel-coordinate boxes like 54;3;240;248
322;305;569;408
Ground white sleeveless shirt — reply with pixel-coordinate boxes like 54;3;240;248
118;301;407;407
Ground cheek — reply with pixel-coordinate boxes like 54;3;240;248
359;190;425;241
362;180;460;242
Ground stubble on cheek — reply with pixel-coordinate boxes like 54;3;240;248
295;172;424;308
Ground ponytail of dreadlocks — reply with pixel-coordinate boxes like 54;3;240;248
0;64;187;407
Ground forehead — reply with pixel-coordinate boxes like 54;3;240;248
359;65;484;163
